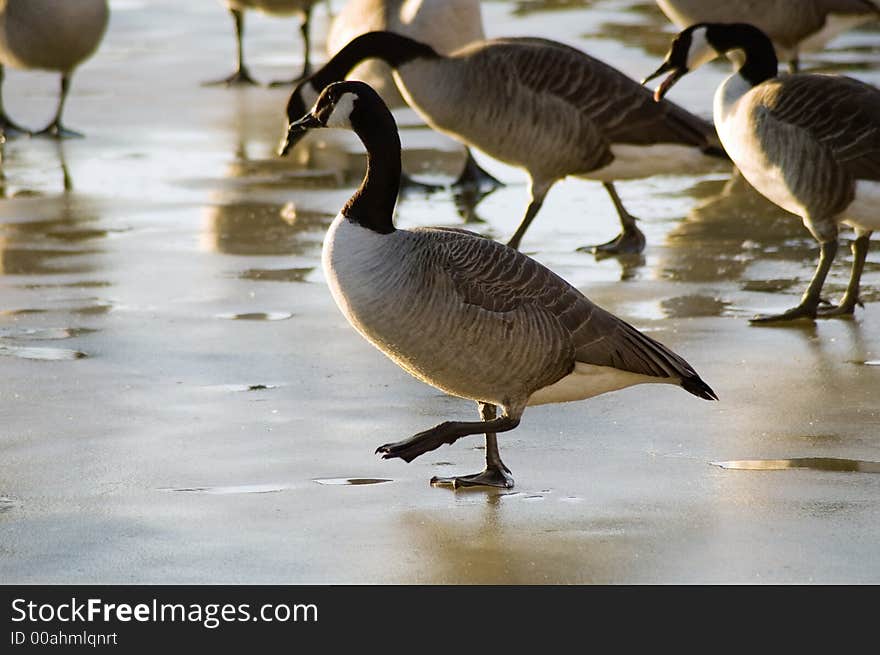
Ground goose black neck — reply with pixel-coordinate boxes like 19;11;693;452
708;23;779;86
312;31;440;89
342;95;401;234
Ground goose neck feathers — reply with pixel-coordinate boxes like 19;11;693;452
340;84;401;234
706;23;780;86
312;31;440;90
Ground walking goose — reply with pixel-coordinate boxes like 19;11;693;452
207;0;317;86
326;0;500;190
278;80;717;488
646;22;880;323
655;0;880;73
284;32;726;254
0;0;109;137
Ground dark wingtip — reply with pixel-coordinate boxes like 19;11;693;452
682;376;718;401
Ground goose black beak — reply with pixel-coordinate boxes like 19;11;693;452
277;113;323;157
642;61;686;102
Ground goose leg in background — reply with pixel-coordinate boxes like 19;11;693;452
34;74;83;138
451;148;504;192
269;5;313;86
584;182;646;256
0;65;30;136
788;57;799;74
430;403;515;490
506;179;554;250
376;409;521;467
203;8;258;86
818;231;872;318
751;235;838;324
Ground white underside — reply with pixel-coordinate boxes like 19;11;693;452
587;143;719;181
843;181;880;232
527;362;673;406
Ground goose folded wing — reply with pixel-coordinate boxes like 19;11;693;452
762;75;880;181
428;230;708;388
472;37;717;149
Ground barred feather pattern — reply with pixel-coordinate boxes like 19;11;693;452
742;74;880;217
322;218;715;411
394;37;720;181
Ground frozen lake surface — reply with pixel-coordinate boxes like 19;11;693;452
1;0;880;583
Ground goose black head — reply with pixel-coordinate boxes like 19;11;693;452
643;23;720;101
278;80;373;157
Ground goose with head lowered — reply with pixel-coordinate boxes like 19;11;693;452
656;0;880;73
325;0;501;191
646;22;880;324
285;31;728;254
278;80;718;489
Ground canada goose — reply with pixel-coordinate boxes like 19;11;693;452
655;0;880;73
278;80;717;488
0;0;109;137
207;0;317;86
326;0;500;190
646;22;880;323
286;32;726;254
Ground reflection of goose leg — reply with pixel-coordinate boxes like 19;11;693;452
818;231;871;318
430;403;515;490
0;65;30;136
586;182;646;256
269;6;313;86
751;237;837;324
399;172;443;194
34;74;83;138
203;9;259;86
452;148;504;191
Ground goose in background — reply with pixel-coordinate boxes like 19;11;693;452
206;0;317;86
286;32;727;254
278;80;717;488
655;0;880;73
0;0;109;137
646;22;880;323
326;0;500;190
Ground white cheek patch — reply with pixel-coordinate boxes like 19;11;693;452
686;27;718;70
325;92;357;128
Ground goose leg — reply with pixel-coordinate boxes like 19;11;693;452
34;74;83;138
506;180;553;250
451;148;504;192
376;409;520;465
203;9;259;86
269;5;313;86
430;403;515;490
751;237;838;324
0;65;30;136
788;57;800;74
818;231;871;318
584;182;646;256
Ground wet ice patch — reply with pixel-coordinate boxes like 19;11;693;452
712;458;880;473
0;345;86;360
312;478;392;486
161;484;292;494
217;312;293;321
